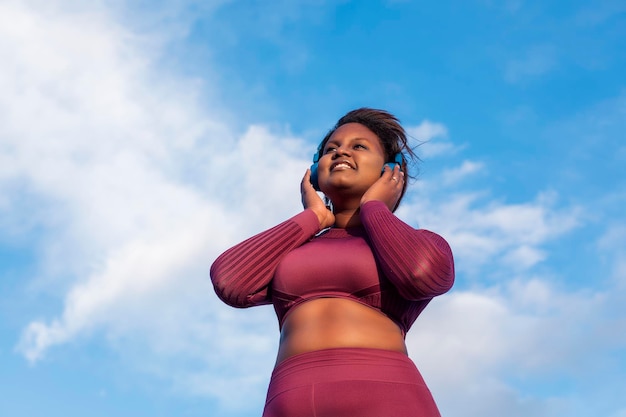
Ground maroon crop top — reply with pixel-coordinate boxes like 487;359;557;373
210;200;455;335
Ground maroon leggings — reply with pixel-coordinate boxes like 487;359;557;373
262;348;441;417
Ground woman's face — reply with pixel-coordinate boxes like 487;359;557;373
317;123;386;197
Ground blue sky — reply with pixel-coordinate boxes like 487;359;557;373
1;0;625;416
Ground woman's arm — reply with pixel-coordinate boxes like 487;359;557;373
360;200;455;300
210;209;321;308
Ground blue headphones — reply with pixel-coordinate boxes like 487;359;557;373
310;148;404;191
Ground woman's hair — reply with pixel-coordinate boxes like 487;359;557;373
317;108;418;211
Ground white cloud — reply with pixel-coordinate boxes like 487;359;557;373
408;278;623;417
500;244;546;269
597;222;626;288
398;188;581;275
407;120;464;159
408;120;448;141
441;160;485;185
0;1;294;413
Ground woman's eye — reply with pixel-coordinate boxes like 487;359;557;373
354;144;367;150
324;147;336;153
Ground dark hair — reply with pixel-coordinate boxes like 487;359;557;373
317;108;418;210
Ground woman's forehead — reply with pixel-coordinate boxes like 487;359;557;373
329;122;378;140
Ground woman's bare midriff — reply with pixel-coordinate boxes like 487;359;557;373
275;298;407;366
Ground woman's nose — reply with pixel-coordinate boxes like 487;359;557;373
333;145;350;157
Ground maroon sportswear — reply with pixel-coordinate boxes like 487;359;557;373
210;200;455;416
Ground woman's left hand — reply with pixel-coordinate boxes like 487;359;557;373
360;164;404;211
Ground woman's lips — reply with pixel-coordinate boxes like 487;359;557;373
330;161;355;171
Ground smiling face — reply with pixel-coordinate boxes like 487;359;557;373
316;123;386;199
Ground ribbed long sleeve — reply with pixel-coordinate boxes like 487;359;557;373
210;209;321;308
360;200;455;300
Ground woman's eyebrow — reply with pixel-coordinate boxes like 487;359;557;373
327;137;372;145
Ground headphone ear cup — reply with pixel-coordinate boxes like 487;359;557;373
394;152;404;168
381;153;405;173
310;162;320;191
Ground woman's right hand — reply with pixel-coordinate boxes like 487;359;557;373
301;169;335;229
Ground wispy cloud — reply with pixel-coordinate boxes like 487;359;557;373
408;120;449;142
399;187;581;277
407;120;465;159
441;160;485;185
573;1;626;27
504;44;558;83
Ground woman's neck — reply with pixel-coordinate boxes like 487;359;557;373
332;207;362;229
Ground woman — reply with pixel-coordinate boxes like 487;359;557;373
210;108;455;417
